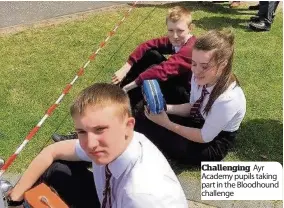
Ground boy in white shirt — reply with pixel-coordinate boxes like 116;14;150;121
8;83;187;208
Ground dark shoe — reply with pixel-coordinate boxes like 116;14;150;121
250;16;260;22
249;20;271;31
248;4;259;10
52;132;78;142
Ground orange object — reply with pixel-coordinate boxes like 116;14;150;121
24;183;68;208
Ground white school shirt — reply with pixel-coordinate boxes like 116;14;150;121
190;76;246;143
75;131;188;208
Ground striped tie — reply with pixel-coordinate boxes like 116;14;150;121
101;165;112;208
189;86;209;122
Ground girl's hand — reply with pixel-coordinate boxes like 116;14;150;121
144;107;170;128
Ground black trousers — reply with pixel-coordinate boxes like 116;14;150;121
258;1;279;24
134;114;237;166
120;50;191;114
35;160;100;208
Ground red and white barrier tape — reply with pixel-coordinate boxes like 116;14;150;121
0;1;138;177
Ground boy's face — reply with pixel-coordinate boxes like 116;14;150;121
167;19;190;47
73;105;135;165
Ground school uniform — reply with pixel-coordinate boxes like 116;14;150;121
120;35;197;112
134;76;246;165
37;132;188;208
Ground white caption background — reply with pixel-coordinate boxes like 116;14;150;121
201;162;282;200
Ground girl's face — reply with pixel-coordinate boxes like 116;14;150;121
191;49;224;87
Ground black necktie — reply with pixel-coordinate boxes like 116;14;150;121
189;86;209;122
101;165;112;208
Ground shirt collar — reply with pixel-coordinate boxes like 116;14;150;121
107;132;141;179
203;81;237;94
204;84;215;94
172;33;193;52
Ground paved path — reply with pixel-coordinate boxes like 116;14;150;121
0;1;126;29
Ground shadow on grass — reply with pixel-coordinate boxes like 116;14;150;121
134;1;252;14
169;119;283;175
194;16;248;31
132;1;256;31
234;119;283;164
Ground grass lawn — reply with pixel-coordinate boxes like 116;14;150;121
0;2;282;178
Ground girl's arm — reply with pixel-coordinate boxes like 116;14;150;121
163;119;204;143
145;110;204;143
9;140;80;201
166;103;193;117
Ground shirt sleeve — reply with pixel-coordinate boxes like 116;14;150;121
201;98;239;143
75;140;92;162
122;193;163;208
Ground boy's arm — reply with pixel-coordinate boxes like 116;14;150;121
112;37;170;85
127;37;171;66
134;49;191;85
9;140;80;202
134;36;196;85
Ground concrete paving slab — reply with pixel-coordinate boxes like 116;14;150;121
178;174;283;208
188;200;217;208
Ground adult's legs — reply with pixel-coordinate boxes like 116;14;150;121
258;1;268;18
249;1;279;31
272;1;280;21
36;160;100;208
258;1;279;23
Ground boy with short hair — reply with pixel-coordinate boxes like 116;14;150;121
113;6;196;107
8;83;188;208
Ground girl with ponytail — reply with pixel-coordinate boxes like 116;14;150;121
136;29;246;165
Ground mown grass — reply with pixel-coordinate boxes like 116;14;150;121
0;2;282;178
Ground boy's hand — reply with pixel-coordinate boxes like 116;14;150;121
6;188;25;207
112;62;131;84
8;188;24;202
